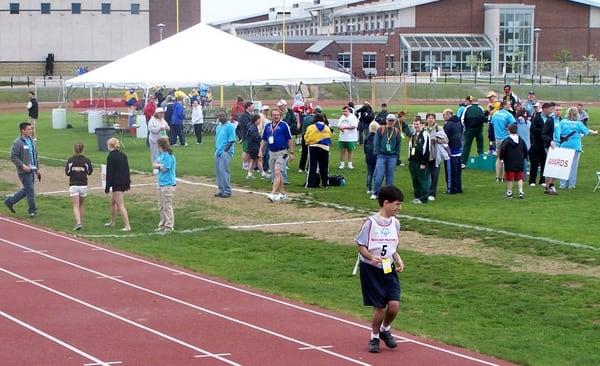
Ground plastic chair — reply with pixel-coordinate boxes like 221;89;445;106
594;172;600;192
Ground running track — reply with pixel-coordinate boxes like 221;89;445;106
0;216;514;366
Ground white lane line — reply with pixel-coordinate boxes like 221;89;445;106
176;178;269;197
0;237;371;366
84;362;123;366
23;250;48;254
9;151;596;250
0;217;502;366
299;345;333;351
195;353;232;358
0;309;112;366
40;184;156;196
295;198;599;252
95;275;123;280
0;266;240;366
16;279;44;283
80;218;365;239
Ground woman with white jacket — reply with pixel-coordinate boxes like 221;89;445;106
148;107;170;163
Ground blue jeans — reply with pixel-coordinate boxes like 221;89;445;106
373;155;397;195
6;172;37;214
170;124;185;145
366;160;376;191
560;150;580;189
215;153;232;196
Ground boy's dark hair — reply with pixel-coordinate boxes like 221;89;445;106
541;102;553;109
377;185;404;207
244;101;253;109
19;122;31;131
348;101;355;108
313;113;325;123
250;114;260;123
508;124;518;134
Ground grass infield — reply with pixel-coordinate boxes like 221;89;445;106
1;105;599;366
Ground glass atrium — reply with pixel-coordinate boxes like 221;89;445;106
400;35;493;74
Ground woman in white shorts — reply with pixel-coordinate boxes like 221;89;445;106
65;143;93;230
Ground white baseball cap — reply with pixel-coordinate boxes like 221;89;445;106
276;99;287;106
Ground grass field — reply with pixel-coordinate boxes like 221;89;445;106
1;106;599;366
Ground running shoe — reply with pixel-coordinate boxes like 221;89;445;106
368;338;380;353
379;330;398;349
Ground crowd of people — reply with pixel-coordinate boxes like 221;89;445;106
4;86;598;232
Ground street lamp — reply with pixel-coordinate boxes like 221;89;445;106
534;28;541;76
347;23;355;101
156;23;166;41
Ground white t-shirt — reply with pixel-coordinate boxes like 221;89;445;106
355;215;400;268
192;105;203;125
337;113;359;142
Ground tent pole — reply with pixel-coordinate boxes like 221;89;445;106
220;85;224;108
250;83;253;101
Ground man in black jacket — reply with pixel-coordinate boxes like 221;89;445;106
528;102;553;187
27;91;39;141
444;110;464;194
460;98;486;167
374;103;388;125
355;102;374;145
542;102;559;195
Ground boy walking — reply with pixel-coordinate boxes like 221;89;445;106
499;124;528;199
355;185;405;353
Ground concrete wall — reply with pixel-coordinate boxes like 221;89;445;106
0;0;150;62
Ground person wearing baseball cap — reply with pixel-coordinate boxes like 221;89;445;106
369;114;401;200
522;90;537;118
485;91;501;154
148;107;170;163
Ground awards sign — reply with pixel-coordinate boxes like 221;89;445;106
543;147;576;180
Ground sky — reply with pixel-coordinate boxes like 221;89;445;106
202;0;308;23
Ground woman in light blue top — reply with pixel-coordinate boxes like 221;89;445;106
152;137;176;232
558;107;598;189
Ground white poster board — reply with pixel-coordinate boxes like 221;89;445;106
543;147;576;180
101;164;107;191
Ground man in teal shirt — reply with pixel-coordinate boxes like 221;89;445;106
215;110;236;198
492;100;516;182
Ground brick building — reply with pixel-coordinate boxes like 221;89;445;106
213;0;600;77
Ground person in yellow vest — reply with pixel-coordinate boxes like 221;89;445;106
123;88;139;127
485;91;502;154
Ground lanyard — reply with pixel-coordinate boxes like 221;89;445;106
385;127;394;144
270;121;281;137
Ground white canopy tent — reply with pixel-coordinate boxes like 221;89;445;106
65;23;350;89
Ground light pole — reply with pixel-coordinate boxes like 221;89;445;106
348;23;355;101
156;23;166;41
534;28;541;76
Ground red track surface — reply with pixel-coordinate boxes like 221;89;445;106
0;216;515;366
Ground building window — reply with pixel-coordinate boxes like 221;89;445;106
385;54;395;70
9;3;19;14
498;9;533;74
363;53;376;69
338;53;351;69
131;3;140;15
41;3;51;14
101;3;111;14
72;3;81;14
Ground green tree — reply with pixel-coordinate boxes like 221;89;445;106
582;54;598;76
554;49;572;69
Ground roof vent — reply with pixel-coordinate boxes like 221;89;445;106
314;0;320;4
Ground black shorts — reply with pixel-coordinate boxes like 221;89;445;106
359;261;401;308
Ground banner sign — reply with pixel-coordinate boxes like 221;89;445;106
543;147;575;180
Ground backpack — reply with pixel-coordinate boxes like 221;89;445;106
328;175;346;186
